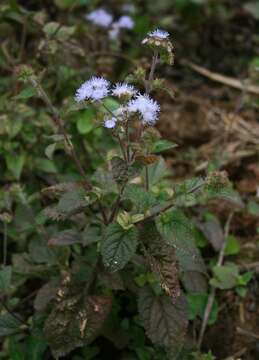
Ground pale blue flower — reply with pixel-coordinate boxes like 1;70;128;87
75;76;110;102
148;29;169;39
112;83;136;98
86;8;113;28
128;94;160;125
104;117;117;128
116;15;134;29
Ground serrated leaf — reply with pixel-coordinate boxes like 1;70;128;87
111;156;128;184
124;184;157;214
205;172;243;207
48;229;82;246
101;223;138;272
140;221;180;299
156;209;194;247
44;294;112;359
138;287;188;355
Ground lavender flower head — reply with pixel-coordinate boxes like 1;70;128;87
148;29;169;39
86;8;113;28
128;94;160;125
116;16;134;29
104;117;117;129
75;76;109;102
142;29;170;45
112;83;136;98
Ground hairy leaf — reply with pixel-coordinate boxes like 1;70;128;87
140;222;180;299
138;287;188;355
111;156;128;184
124;184;157;214
44;291;112;359
101;223;138;272
156;209;194;249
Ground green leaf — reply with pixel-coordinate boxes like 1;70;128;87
138;287;188;355
186;293;218;325
45;143;56;160
224;235;240;256
101;223;138;272
247;201;259;216
6;154;26;180
54;0;75;9
237;271;253;286
124;184;157;214
146;157;168;186
48;229;82;246
76;108;95;134
34;158;57;173
210;263;239;289
204;172;243;207
57;189;87;215
13;87;36;100
25;336;47;360
9;336;25;360
151;139;177;153
156;209;194;247
0;266;12;292
0;313;22;336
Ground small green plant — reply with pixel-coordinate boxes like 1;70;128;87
1;26;241;360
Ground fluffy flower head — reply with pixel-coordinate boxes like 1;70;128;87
104;117;117;129
75;76;109;102
148;29;169;39
86;8;113;28
128;94;160;125
112;83;136;98
116;15;134;29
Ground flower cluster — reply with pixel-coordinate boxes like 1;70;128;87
74;76;110;102
75;77;160;127
85;8;134;40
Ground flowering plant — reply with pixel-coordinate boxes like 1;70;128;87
14;29;240;360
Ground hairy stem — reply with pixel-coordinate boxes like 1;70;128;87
29;76;108;224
